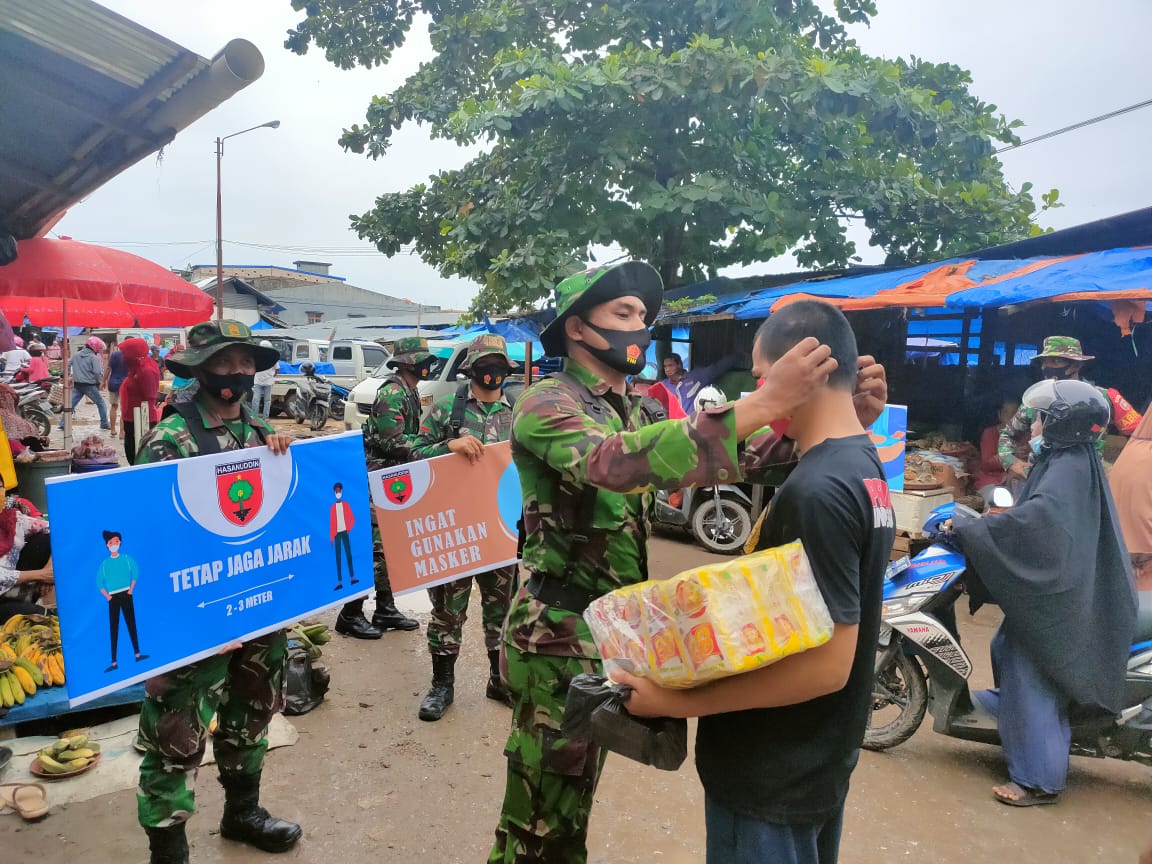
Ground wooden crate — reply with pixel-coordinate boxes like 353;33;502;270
891;531;931;561
891;489;953;537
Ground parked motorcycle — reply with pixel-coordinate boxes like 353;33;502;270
866;492;1152;766
10;378;55;437
654;484;754;555
288;364;331;432
329;382;350;422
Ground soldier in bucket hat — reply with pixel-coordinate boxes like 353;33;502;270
999;335;1143;478
488;262;891;863
411;333;520;720
332;336;427;638
133;320;301;863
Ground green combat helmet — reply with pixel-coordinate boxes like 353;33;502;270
386;336;433;368
165;320;280;378
460;334;520;371
1031;336;1095;363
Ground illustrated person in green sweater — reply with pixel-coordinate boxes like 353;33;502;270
98;530;147;671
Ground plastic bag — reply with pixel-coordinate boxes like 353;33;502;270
562;673;687;771
283;644;330;716
583;541;833;688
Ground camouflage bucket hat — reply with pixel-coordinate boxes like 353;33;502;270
1031;335;1095;363
538;260;663;357
165;320;280;378
386;336;433;368
460;333;520;370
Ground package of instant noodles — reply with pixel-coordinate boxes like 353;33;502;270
583;541;833;688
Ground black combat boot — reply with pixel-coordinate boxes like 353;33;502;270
335;599;383;640
485;649;513;706
418;654;456;721
219;772;302;853
371;589;419;632
145;824;189;864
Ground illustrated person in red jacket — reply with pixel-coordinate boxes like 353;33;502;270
330;482;357;590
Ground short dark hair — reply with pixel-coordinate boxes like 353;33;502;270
103;530;122;543
754;301;858;390
665;353;683;366
333;482;343;492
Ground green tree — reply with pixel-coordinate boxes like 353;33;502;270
228;478;254;503
287;0;1050;313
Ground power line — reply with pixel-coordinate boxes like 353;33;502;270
996;96;1152;154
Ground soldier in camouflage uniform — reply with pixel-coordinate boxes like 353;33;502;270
133;321;301;864
488;262;889;864
333;337;428;638
999;336;1143;479
412;334;519;721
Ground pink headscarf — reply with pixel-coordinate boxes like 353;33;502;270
86;335;106;353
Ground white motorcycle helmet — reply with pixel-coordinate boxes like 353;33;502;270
694;385;726;413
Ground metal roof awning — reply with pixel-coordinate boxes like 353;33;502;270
0;0;265;240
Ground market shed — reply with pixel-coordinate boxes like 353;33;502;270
0;0;265;246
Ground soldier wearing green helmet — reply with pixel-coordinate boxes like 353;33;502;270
333;336;429;638
488;262;891;863
133;320;301;864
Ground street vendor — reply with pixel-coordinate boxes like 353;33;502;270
411;333;518;721
133;320;301;864
488;260;889;864
999;336;1143;480
332;337;425;639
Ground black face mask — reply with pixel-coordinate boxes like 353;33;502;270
201;371;254;404
579;321;650;375
415;359;435;379
1042;365;1076;381
471;366;508;391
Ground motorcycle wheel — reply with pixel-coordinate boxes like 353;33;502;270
21;406;52;438
690;493;752;555
309;403;328;432
864;644;928;751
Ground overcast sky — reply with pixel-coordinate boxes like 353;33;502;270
56;0;1152;310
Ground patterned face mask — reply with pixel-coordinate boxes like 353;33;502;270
471;365;508;391
578;320;650;375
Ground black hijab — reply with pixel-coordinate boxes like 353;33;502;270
954;444;1136;714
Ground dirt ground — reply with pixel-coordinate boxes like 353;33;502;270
11;403;1151;863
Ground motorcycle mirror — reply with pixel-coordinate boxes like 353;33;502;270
991;487;1014;509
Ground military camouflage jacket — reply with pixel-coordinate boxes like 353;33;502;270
363;375;422;468
998;384;1142;471
135;400;273;464
505;359;797;659
412;386;513;459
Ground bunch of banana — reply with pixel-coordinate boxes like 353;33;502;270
287;623;330;661
0;660;25;707
36;733;101;775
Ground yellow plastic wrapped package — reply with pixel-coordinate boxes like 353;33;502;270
583;541;833;688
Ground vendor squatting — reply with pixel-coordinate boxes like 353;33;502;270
169;535;312;592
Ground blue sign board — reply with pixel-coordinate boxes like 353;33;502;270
45;433;373;706
868;404;908;493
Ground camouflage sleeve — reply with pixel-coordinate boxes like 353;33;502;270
368;383;420;458
998;405;1030;469
412;393;453;460
134;417;191;465
511;380;741;493
739;427;799;486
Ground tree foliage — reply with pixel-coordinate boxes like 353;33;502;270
287;0;1050;313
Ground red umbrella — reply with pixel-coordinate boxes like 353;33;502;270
0;238;213;327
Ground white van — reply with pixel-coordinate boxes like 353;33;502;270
328;339;390;386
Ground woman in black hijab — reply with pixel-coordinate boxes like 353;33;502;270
954;379;1136;806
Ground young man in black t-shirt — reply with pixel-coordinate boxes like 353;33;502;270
622;300;896;864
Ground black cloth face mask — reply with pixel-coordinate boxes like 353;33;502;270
201;371;254;404
471;366;508;391
579;320;650;375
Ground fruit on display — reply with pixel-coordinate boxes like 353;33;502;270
36;733;101;775
0;613;66;706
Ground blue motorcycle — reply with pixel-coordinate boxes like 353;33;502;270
866;496;1152;764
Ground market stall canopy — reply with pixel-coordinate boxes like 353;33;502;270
0;0;265;240
0;237;214;326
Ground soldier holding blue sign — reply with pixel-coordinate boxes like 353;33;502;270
133;321;301;864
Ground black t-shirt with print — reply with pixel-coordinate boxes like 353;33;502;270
695;434;895;823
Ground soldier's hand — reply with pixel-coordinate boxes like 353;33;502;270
853;356;888;428
737;338;836;437
266;433;294;456
448;434;485;464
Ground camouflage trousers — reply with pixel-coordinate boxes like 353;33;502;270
489;645;605;864
136;631;287;828
427;565;516;656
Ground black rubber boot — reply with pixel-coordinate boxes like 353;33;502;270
219;772;302;853
145;824;189;864
485;649;513;706
335;599;383;640
371;589;419;632
418;654;456;721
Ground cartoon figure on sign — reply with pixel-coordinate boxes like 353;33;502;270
215;458;264;526
97;530;148;672
330;482;357;591
383;469;413;505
